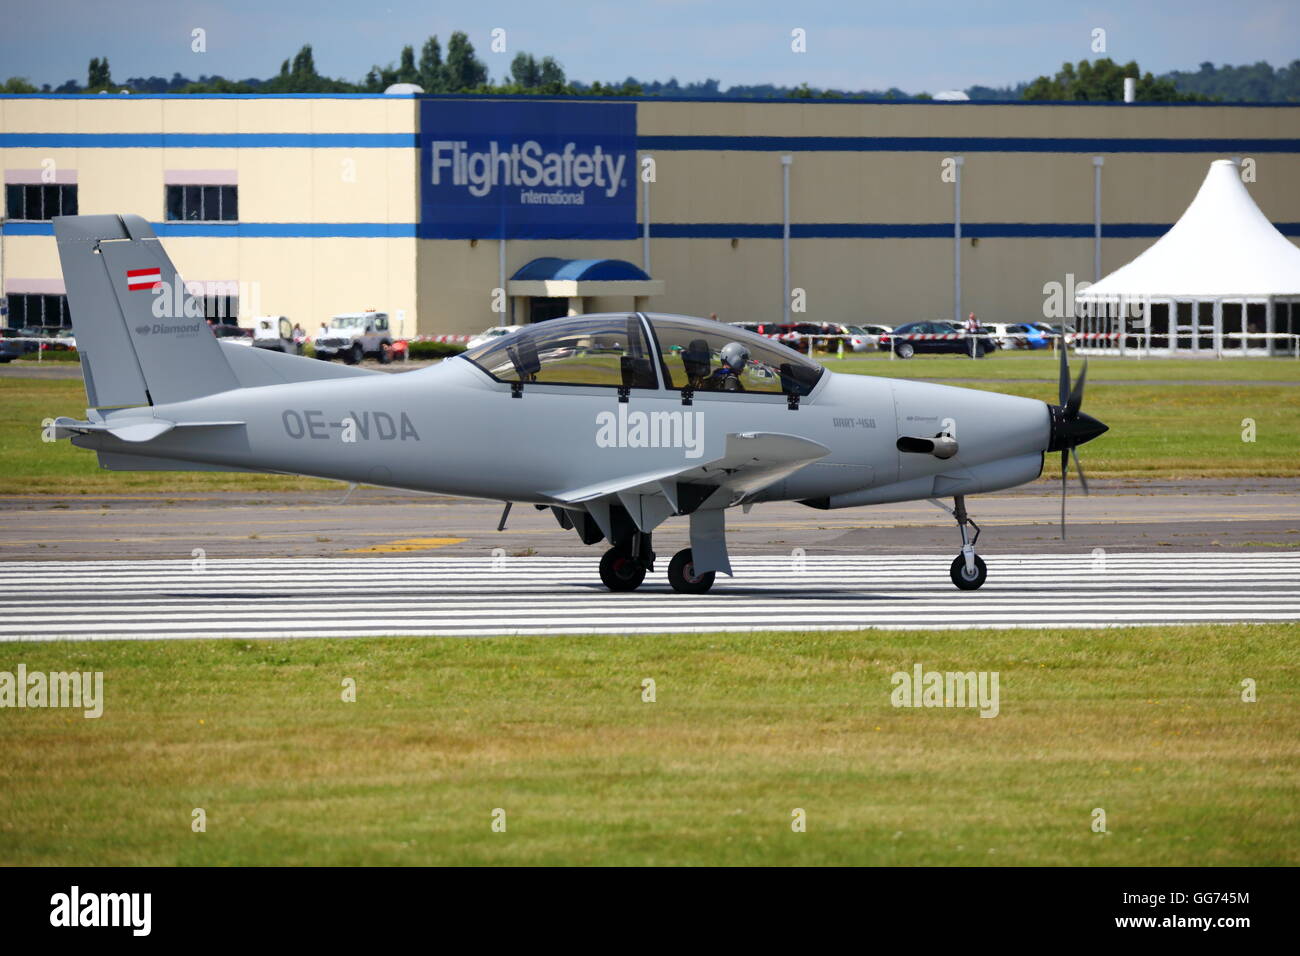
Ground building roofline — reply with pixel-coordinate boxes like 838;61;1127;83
1;92;1298;108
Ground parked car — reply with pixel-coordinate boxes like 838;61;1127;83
820;322;883;352
251;315;301;354
732;322;840;354
466;325;526;351
855;324;893;350
728;321;804;351
315;311;396;364
881;321;993;358
942;320;1002;350
1030;322;1075;348
0;328;35;362
24;326;77;351
995;323;1051;350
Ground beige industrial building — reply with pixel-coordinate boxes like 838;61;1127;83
2;92;1298;338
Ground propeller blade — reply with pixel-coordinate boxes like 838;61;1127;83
1059;448;1068;539
1066;359;1089;418
1071;446;1091;496
1057;331;1070;407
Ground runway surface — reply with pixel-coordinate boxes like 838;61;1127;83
3;551;1297;640
4;479;1300;561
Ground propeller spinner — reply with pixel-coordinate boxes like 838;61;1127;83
1046;332;1108;539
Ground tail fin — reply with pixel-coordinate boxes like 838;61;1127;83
52;214;239;409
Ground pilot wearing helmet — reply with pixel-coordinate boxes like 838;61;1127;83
709;341;750;391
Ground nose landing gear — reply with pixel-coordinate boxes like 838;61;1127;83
930;495;987;590
598;532;655;592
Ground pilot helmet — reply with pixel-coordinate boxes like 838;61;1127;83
720;341;750;372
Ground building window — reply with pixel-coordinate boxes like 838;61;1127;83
198;296;239;323
7;293;72;329
165;185;237;222
4;184;78;221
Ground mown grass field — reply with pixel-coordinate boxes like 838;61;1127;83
0;377;333;494
0;625;1295;866
2;356;1298;493
822;350;1300;382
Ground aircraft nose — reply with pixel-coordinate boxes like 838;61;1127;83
1070;411;1109;447
1047;406;1108;451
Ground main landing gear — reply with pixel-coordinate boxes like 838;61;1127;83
931;495;987;590
667;548;715;594
598;534;717;594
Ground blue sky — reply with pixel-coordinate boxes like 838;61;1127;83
3;0;1297;91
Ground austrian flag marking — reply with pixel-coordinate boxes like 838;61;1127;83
126;267;162;291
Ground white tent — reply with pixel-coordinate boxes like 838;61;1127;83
1075;159;1300;356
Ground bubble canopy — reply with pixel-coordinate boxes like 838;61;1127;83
462;313;824;396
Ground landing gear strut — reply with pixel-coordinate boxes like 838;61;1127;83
598;532;654;592
930;495;987;590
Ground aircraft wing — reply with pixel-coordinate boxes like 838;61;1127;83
547;431;830;507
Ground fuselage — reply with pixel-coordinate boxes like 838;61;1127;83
75;356;1052;507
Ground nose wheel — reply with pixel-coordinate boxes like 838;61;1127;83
598;532;654;592
950;553;987;590
599;548;646;591
930;494;987;591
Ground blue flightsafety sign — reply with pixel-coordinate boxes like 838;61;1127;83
419;100;637;240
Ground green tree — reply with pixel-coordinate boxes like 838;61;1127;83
511;52;540;88
444;31;488;90
290;45;317;82
1024;58;1204;102
396;45;418;84
1;77;38;93
87;57;112;89
418;36;444;92
1165;60;1300;102
538;56;565;88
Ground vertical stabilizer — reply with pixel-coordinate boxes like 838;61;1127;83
53;214;240;408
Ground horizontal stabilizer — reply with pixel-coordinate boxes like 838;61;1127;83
53;416;243;443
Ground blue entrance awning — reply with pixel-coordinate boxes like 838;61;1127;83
511;258;652;282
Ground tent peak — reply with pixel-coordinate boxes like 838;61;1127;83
1077;159;1300;300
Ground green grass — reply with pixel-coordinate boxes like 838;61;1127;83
822;350;1300;382
4;369;1298;493
953;383;1299;478
0;377;334;494
1;625;1295;866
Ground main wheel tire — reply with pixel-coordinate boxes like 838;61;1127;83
343;343;363;365
600;548;646;592
950;553;988;590
379;341;393;364
896;342;915;359
667;548;715;594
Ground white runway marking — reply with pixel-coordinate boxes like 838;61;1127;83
1;553;1297;641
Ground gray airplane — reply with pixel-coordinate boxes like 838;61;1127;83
49;214;1106;593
